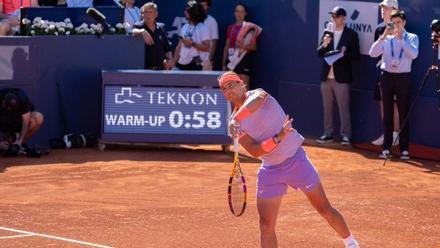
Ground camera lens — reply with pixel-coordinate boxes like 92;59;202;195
431;19;440;33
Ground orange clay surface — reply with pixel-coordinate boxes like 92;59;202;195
0;141;439;248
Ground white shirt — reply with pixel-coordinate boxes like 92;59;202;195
204;15;218;40
66;0;92;7
328;29;343;79
124;7;141;31
178;23;210;65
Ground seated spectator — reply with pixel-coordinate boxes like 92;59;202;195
122;0;140;32
0;0;38;36
132;2;172;70
66;0;92;7
0;88;44;148
171;0;209;71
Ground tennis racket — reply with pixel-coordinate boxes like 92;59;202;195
227;137;247;217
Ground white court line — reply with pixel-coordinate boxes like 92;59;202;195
0;234;34;239
0;227;113;248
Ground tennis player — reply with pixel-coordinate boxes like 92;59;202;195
219;71;359;248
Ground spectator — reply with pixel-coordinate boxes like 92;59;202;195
371;0;400;146
222;3;260;90
122;0;140;32
369;10;418;160
316;6;360;145
0;88;44;147
199;0;218;70
0;0;38;36
133;2;172;70
171;0;209;71
66;0;91;7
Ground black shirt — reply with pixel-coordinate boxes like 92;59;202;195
0;88;35;133
133;21;172;69
0;88;35;115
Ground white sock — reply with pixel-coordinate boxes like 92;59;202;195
343;234;359;248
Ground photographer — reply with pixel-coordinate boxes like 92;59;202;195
371;0;400;146
369;10;419;160
0;88;44;148
432;19;440;58
171;0;210;71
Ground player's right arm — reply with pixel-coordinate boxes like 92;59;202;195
232;89;267;118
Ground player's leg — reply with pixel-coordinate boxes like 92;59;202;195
303;182;358;248
286;148;358;247
256;164;288;248
257;196;283;248
304;182;349;237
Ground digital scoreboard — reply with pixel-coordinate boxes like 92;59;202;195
101;70;231;144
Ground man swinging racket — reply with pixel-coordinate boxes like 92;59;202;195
218;71;359;248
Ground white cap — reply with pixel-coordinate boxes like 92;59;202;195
379;0;398;10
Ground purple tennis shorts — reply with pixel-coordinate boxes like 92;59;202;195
256;147;320;198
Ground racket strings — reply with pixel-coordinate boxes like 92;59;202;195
230;165;245;213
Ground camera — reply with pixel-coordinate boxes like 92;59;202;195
387;21;395;30
431;19;440;46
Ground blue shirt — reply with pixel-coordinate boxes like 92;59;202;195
369;31;419;73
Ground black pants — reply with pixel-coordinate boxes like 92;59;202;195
380;71;411;152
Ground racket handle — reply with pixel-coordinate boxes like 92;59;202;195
233;137;239;153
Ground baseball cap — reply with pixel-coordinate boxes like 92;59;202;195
379;0;399;9
329;6;347;17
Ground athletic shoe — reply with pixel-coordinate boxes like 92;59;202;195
400;150;410;160
379;149;392;159
341;136;351;145
346;243;360;248
316;135;333;144
392;131;399;146
372;132;399;146
371;134;384;145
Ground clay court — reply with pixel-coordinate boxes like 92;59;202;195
0;141;439;248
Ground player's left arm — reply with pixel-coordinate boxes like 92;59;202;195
239;115;294;158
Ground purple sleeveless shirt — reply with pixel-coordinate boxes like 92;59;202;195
240;90;304;166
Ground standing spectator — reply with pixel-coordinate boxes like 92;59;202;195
371;0;401;146
316;6;360;145
199;0;218;70
171;0;209;71
222;3;260;90
0;88;44;147
122;0;141;32
369;10;418;160
133;2;172;70
0;0;38;35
